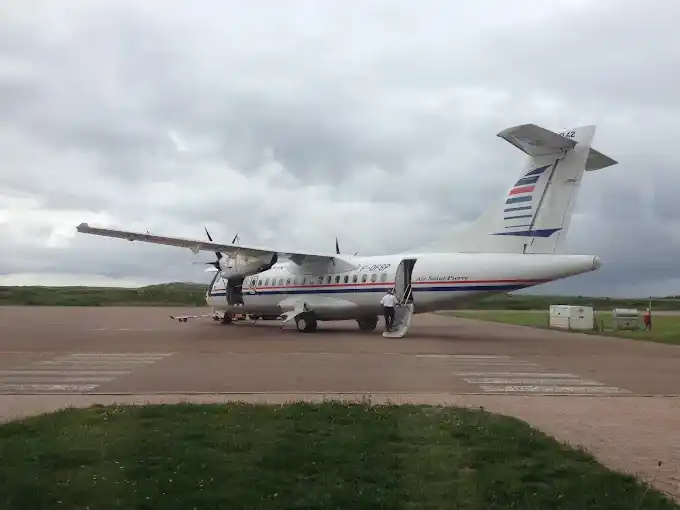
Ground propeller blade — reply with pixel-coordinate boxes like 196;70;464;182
204;226;222;261
232;232;239;244
335;237;340;254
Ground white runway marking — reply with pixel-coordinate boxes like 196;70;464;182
416;354;512;359
438;354;630;395
0;384;100;392
465;378;604;386
479;385;631;394
454;372;578;377
92;328;159;332
0;352;173;394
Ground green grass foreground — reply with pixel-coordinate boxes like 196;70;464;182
0;403;677;510
447;310;680;345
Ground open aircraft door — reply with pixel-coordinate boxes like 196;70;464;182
394;258;417;304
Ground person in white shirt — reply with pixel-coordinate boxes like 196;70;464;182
380;289;398;331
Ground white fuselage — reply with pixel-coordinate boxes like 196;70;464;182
205;252;601;321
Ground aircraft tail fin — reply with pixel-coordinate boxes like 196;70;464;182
414;124;617;254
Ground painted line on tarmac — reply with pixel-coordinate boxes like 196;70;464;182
92;328;161;332
478;385;631;394
416;354;512;359
62;352;174;357
0;377;115;383
0;384;99;392
454;372;578;377
0;370;130;376
464;378;604;386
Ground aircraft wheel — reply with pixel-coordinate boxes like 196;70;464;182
221;313;232;325
296;315;317;333
357;317;378;331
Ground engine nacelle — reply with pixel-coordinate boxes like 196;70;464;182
217;252;278;279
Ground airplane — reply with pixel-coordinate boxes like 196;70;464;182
75;123;617;337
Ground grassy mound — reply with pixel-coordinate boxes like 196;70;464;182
0;402;676;509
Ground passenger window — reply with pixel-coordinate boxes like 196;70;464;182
302;277;307;285
318;276;324;284
293;278;298;285
286;278;291;285
279;278;284;285
335;276;340;284
352;274;358;283
326;275;331;284
380;273;387;282
361;274;367;283
344;275;349;283
257;279;262;286
265;278;270;285
370;273;377;282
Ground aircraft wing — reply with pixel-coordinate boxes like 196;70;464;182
75;222;358;269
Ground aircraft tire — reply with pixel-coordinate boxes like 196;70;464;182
357;317;378;331
296;315;317;333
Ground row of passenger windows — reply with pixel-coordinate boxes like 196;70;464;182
248;272;388;287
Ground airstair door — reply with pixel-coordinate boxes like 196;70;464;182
394;258;417;304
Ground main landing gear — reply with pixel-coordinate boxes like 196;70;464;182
295;313;318;333
292;314;377;333
213;311;249;325
357;316;379;331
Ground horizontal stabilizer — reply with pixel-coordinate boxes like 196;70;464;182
585;148;618;171
497;124;577;157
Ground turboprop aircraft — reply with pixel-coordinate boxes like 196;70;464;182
75;123;617;337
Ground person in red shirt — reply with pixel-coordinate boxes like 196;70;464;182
643;308;652;332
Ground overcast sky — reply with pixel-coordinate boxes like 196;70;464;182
1;0;679;297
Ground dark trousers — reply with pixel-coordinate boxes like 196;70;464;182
383;306;395;330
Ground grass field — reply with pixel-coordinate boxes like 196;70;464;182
0;402;676;510
3;282;680;310
447;310;680;345
0;283;208;306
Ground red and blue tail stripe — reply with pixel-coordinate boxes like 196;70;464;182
494;164;562;238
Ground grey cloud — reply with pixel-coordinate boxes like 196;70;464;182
2;0;680;296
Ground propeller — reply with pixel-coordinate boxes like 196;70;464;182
335;237;358;256
205;227;222;270
193;228;239;270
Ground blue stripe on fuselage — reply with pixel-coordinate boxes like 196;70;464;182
209;283;532;297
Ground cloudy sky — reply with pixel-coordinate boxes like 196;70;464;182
1;0;679;297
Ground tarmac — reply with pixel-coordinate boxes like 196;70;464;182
0;305;679;499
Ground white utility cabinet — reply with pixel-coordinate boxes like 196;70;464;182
549;305;594;331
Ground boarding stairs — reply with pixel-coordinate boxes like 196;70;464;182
382;283;414;338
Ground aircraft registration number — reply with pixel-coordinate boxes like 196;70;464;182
360;264;391;272
559;130;576;139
